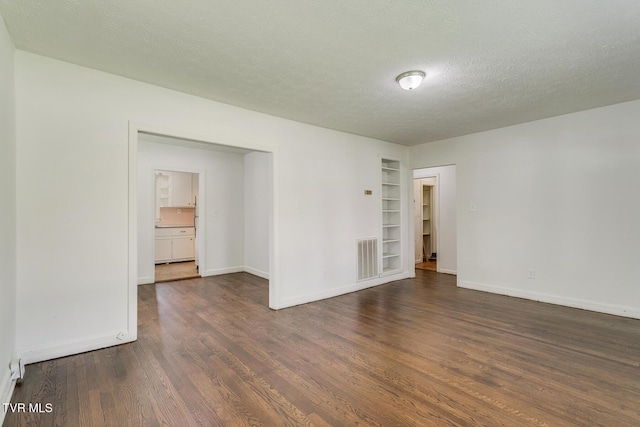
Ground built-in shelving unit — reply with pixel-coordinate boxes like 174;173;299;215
422;185;432;259
381;158;402;275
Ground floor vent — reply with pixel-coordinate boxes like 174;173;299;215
357;238;378;281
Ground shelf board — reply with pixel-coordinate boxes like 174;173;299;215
382;197;400;201
382;267;402;275
382;210;400;213
381;166;400;171
382;239;400;243
382;253;401;259
382;224;400;228
423;232;430;236
382;182;400;186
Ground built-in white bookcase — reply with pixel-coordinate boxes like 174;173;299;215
381;158;402;275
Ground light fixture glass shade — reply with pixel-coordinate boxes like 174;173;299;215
396;71;425;90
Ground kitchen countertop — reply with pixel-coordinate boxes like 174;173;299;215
155;225;195;228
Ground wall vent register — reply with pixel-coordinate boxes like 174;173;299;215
357;238;378;281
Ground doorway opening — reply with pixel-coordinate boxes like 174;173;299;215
128;122;280;339
414;177;437;271
412;165;457;276
153;169;201;283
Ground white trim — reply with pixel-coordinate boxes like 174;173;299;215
202;266;244;277
127;123;138;341
437;268;457;275
148;166;156;282
0;370;16;425
17;333;135;366
137;276;153;285
278;273;411;309
458;280;640;320
244;266;269;280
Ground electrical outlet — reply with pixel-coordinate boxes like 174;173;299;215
527;269;536;279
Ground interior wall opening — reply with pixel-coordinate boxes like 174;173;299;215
153;168;201;283
129;124;276;334
412;165;458;276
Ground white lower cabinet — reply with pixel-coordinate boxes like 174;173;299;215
172;237;195;260
155;227;195;263
154;238;172;263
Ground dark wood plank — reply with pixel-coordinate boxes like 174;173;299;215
4;270;640;426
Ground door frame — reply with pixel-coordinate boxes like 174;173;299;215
413;175;439;264
128;121;280;340
149;167;204;284
412;172;440;272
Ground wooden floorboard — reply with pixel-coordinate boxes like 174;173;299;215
4;270;640;426
154;261;200;283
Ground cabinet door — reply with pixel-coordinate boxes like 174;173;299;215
172;237;195;260
171;171;193;207
154;238;172;263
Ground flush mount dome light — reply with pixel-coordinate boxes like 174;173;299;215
396;70;426;90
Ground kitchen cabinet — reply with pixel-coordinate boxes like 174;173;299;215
156;171;171;209
155;170;196;208
172;236;195;260
154;238;172;263
154;227;195;263
170;171;194;207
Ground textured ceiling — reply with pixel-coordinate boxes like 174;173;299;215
1;1;640;145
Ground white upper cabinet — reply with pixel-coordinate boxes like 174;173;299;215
170;171;193;207
155;170;196;208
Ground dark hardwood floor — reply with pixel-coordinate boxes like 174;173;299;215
5;270;640;426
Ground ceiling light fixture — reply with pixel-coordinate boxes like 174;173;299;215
396;70;426;90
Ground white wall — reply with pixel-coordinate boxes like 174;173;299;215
137;138;245;283
0;14;17;412
15;51;409;362
410;100;640;318
413;166;457;275
244;151;271;279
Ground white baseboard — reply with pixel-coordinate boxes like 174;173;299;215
202;266;244;277
18;331;136;365
137;276;153;285
277;272;411;309
243;266;269;280
0;369;16;425
437;268;457;275
458;280;640;320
